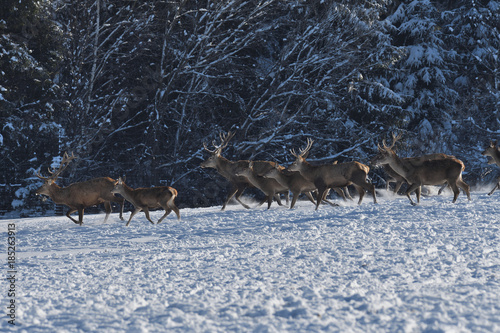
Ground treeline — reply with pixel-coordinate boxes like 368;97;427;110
0;0;499;215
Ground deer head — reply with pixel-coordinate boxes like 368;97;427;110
200;131;235;169
288;138;314;172
373;132;402;166
35;152;76;196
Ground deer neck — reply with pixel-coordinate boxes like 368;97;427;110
46;182;70;204
385;153;411;178
269;171;288;188
216;156;237;175
296;161;317;181
116;183;135;201
242;171;260;187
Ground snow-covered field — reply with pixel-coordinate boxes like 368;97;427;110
1;188;500;332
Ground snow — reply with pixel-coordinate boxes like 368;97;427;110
1;189;500;332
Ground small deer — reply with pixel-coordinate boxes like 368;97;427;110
263;164;339;209
371;133;470;205
481;140;500;195
234;162;289;209
111;177;180;226
35;152;125;225
288;139;377;210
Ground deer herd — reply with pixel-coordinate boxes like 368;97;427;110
35;132;500;226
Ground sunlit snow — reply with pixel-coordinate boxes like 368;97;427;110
1;189;499;332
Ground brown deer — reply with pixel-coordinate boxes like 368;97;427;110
377;134;451;195
200;131;284;210
262;164;339;209
481;140;500;195
288;139;377;210
111;177;180;226
35;152;125;225
371;134;471;205
234;162;289;209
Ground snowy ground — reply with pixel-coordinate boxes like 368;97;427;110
1;188;500;332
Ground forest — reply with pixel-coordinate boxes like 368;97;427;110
0;0;499;216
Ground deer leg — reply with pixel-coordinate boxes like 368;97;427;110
457;179;471;201
143;208;155;224
333;188;347;201
386;178;394;191
283;191;290;205
449;182;460;203
235;197;251;209
116;197;125;220
304;191;316;205
256;196;268;207
289;192;300;209
103;202;112;224
77;209;84;225
437;183;448;195
157;209;171;224
222;187;239;210
405;183;420;206
267;196;273;209
488;182;500;195
274;193;285;207
126;208;142;226
365;183;377;204
343;187;353;200
167;199;181;220
66;208;81;224
393;181;404;195
353;185;365;205
315;188;328;210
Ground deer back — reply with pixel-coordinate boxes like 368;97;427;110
405;158;464;185
51;177;117;208
130;186;176;208
311;161;368;187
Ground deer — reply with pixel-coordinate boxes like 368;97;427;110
200;131;285;210
262;164;340;209
371;133;471;205
234;162;290;209
111;177;180;226
35;152;125;225
377;134;452;195
288;139;377;210
481;140;500;195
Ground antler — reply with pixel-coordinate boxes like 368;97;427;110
203;131;235;155
36;152;76;180
382;132;402;150
290;138;314;158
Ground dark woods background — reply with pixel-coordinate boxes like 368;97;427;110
1;0;499;216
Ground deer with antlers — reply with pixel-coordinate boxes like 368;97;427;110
288;139;377;210
111;177;180;226
377;134;453;195
481;140;500;195
371;133;471;205
200;131;285;210
35;152;125;225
